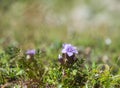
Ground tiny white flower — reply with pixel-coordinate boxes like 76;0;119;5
26;55;31;60
105;38;112;45
58;54;62;59
95;74;99;77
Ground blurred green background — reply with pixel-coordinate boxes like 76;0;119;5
0;0;120;51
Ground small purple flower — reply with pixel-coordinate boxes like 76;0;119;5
62;44;78;56
26;49;36;55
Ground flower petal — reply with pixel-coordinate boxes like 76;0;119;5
58;54;62;59
62;49;66;53
67;52;73;57
26;49;36;55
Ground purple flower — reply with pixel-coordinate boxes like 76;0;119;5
62;44;78;57
26;49;36;55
